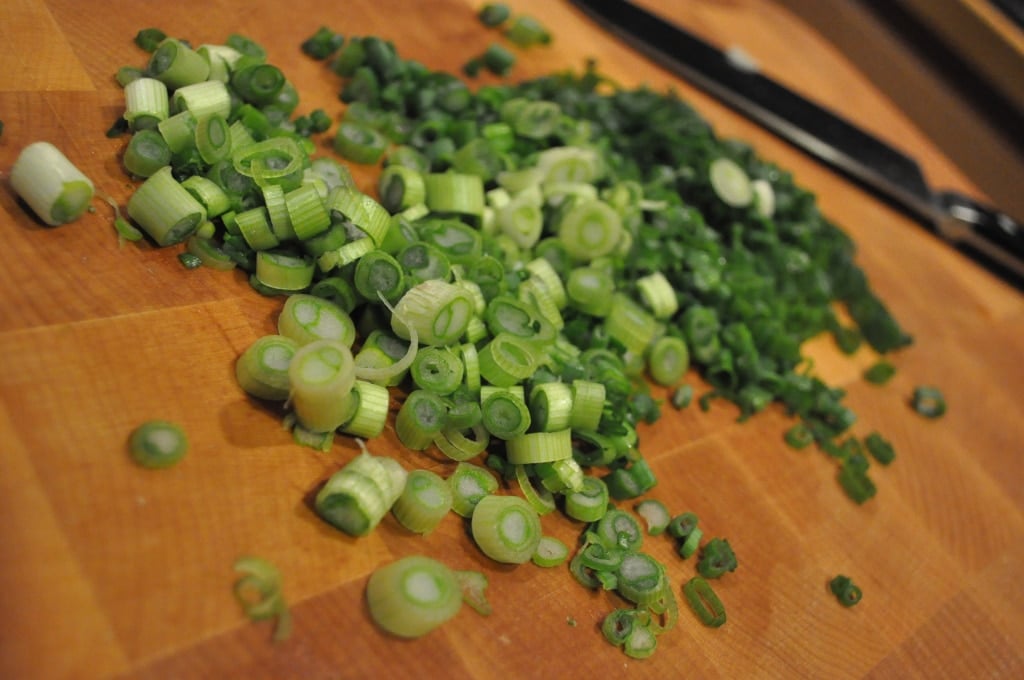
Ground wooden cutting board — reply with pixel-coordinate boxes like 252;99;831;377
2;1;1023;678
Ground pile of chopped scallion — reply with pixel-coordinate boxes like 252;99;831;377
95;14;916;654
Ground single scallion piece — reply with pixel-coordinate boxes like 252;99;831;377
392;279;475;347
829;574;863;607
911;385;946;418
634;499;671;536
288;339;356;432
278;293;356;347
697;538;738;579
395;389;449;450
682;576;726;627
235;335;297;401
315;448;407;536
448;462;499;517
123;77;169;130
233;555;292;642
392;469;453;535
481;389;532;440
126;165;205;246
128;419;188;469
470;494;542;564
9;141;95;227
366;556;463;638
564;475;610;523
532;535;570;567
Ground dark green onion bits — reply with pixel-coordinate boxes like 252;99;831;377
864;359;896;385
128;420;188;469
697;538;738;579
911;385;946;418
829;574;863;607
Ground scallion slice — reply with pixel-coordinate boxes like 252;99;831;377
126;165;205;246
235;334;298;401
470;494;542;564
128;419;188;469
278;293;356;347
315;448;407;536
392;469;453;535
233;555;292;642
366;556;463;638
532;535;570;568
9;141;95;227
682;576;726;627
448;462;499;518
287;339;356;433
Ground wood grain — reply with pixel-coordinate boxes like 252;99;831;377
1;1;1022;678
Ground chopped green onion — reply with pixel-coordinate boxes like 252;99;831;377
301;26;345;60
481;389;532;440
911;385;946;418
678;527;703;559
864;431;895;465
235;334;297;401
829;574;863;607
392;279;475;346
564;475;609;523
123;77;169;130
470;494;542;564
682;576;726;627
378;164;426;213
278;293;356;347
126;165;205;246
366;555;463;638
670;384;693;410
666;511;698;540
410;346;465;395
9;141;95;226
478;3;511;27
148;38;210;88
395;389;449;450
315;448;407;536
172;79;231;121
392;469;453;535
697;538;738;579
255;251;315;291
708;157;753;207
233;555;291;642
506;428;572;465
634;499;671;536
448;462;499;517
128;419;188;469
123;129;172;178
513;463;557;515
477;333;541;388
784;421;814;449
616;552;667;607
231;63;286;105
594;508;644;552
134;27;167;53
557;199;622;261
334;121;388;164
647;335;690;387
354;249;406;303
864;360;896;385
434;424;490;462
528;381;573;432
532;536;570;567
288;339;356;432
339;379;391;439
194;113;232;164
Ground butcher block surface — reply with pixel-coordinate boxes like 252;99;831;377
1;1;1023;678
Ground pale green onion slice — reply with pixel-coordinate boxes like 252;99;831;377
532;536;570;568
434;424;490;462
564;475;610;523
708;157;753;208
392;469;453;535
605;293;664;356
128;419;188;469
648;335;690;387
288;339;356;432
233;555;291;642
477;333;540;388
148;38;210;88
235;334;297;401
10;141;95;227
339;380;390;439
634;499;671;536
315;449;407;536
506;428;572;465
449;462;499;518
255;251;315;291
278;293;356;347
513;464;556;516
470;494;542;564
454;569;492;616
557;199;622;261
172;79;231;122
395;389;448;451
366;556;463;638
126;165;205;246
392;280;475;347
528;381;573;432
481;389;532;440
569;380;605;432
636;271;679;319
123;77;169;130
423;172;485;223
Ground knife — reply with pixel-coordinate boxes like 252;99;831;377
570;0;1024;286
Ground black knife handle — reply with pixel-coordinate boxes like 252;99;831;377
936;191;1024;283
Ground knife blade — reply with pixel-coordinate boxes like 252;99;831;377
570;0;1024;286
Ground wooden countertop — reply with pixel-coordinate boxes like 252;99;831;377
1;1;1022;678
